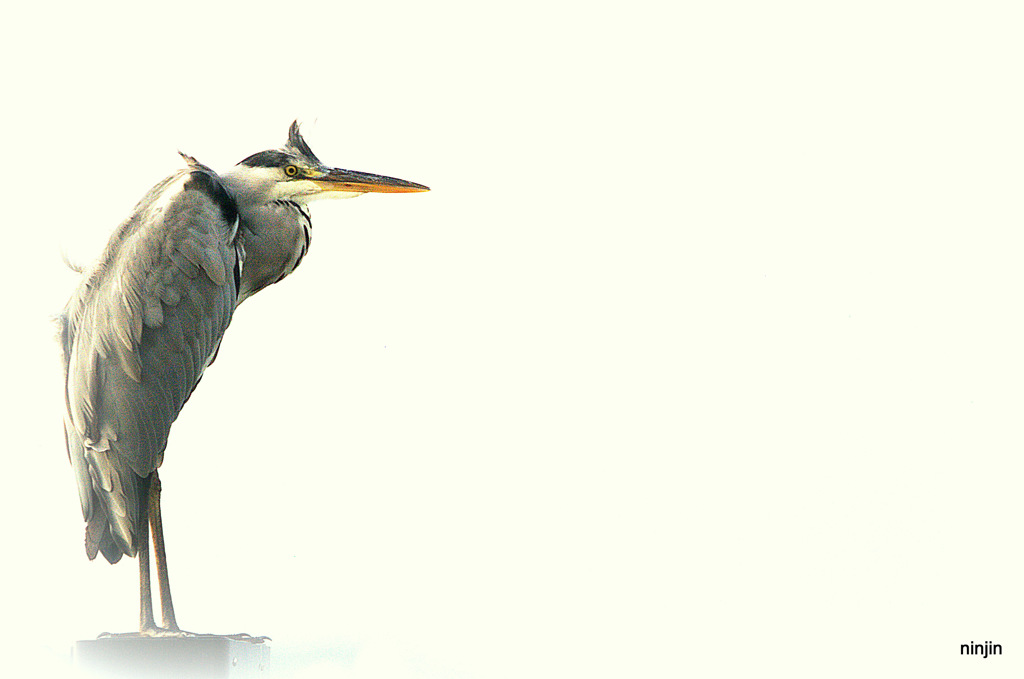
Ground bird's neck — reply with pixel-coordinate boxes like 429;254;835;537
234;200;312;305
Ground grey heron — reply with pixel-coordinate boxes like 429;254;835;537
57;122;428;637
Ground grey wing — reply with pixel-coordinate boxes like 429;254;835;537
59;167;241;560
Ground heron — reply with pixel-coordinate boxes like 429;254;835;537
57;122;428;637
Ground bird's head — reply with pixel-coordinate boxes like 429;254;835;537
220;121;428;205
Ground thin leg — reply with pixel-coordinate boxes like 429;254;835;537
101;471;266;643
150;471;181;631
138;475;156;633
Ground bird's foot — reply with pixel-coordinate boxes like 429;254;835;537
97;629;269;643
142;626;194;638
97;627;191;639
216;632;271;643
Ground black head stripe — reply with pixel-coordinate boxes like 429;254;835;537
237;150;293;168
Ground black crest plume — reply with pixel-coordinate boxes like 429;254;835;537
237;121;321;168
287;121;321;164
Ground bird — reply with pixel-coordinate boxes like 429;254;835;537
57;121;428;637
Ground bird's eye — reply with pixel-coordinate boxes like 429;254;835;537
284;165;299;177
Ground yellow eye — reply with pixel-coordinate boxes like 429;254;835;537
284;165;299;177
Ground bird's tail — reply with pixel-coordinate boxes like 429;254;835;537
82;464;147;565
68;421;147;565
85;501;124;564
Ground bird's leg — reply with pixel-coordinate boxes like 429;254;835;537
120;471;267;643
138;475;157;633
149;471;181;632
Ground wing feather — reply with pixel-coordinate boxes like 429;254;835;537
60;165;240;560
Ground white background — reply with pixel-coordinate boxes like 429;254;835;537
2;1;1023;677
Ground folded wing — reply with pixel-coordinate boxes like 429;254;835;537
58;165;241;561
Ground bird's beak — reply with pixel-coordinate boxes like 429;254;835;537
310;168;429;194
